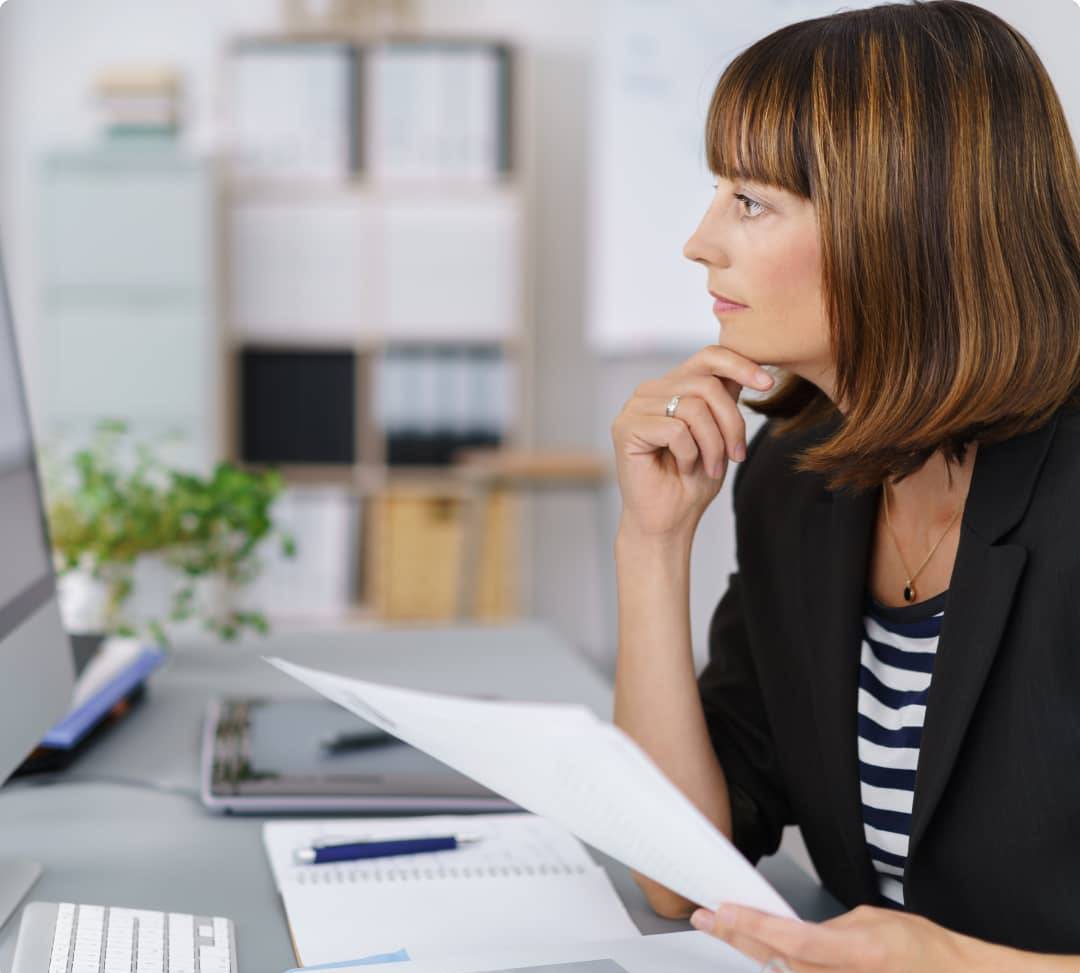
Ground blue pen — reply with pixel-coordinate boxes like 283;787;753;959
294;833;483;865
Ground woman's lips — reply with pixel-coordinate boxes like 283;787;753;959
709;290;748;312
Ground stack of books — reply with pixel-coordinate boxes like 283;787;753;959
93;66;182;137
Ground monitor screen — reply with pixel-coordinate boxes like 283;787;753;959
0;241;75;787
0;305;55;628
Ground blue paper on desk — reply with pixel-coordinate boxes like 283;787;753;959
286;948;410;971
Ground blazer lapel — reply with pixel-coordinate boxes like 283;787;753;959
907;408;1060;864
800;406;1061;904
802;473;880;903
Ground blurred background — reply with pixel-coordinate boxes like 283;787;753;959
0;0;1076;681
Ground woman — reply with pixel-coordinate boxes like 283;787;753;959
610;1;1080;970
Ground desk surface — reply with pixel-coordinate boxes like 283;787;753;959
0;622;842;972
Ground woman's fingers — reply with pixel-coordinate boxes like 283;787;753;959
624;415;701;476
618;344;774;480
632;373;747;461
671;376;748;459
634;396;727;475
671;344;775;395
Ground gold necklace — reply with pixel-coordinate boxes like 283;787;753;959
882;481;963;603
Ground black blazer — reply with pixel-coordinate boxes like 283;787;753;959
697;399;1080;953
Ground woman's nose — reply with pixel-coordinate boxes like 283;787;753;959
683;212;723;267
682;228;704;264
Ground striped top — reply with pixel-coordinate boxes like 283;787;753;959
858;587;947;908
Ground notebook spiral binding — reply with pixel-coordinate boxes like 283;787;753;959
294;862;589;884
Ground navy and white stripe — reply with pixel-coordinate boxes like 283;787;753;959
857;588;947;908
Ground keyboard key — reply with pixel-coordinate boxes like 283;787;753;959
167;913;195;973
199;944;231;973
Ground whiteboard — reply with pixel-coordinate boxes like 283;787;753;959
585;0;901;354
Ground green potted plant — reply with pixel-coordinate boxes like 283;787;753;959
41;419;296;650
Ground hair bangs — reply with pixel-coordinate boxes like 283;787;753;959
704;23;817;201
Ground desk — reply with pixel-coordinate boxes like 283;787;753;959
0;622;843;972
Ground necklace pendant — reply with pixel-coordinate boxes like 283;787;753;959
903;583;916;603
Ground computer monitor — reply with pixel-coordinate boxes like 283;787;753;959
0;242;77;927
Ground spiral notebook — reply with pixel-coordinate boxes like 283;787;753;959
263;813;641;968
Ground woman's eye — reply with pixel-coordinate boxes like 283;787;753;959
733;192;764;220
709;183;765;220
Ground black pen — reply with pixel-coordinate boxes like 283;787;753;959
318;730;394;752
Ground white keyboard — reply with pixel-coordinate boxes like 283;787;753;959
12;901;236;973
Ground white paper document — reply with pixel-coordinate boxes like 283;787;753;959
264;814;639;967
293;930;759;972
265;658;796;924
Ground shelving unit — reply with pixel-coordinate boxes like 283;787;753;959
219;30;534;626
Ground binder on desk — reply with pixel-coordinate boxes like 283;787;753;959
200;696;518;813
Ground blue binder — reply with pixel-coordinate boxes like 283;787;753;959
41;645;166;749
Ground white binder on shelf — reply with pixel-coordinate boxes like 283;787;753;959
365;41;510;184
228;40;358;182
371;345;517;443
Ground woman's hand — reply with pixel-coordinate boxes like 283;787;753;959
610;346;775;541
689;902;979;972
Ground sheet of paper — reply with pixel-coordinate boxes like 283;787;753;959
287;930;757;972
265;657;796;919
263;813;601;889
280;863;640;967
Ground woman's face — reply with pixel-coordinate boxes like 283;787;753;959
682;176;836;399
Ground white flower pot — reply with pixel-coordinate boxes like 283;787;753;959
56;565;111;635
57;555;234;645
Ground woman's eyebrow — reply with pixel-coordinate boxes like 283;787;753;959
714;172;770;189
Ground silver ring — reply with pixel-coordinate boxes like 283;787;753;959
665;394;682;418
761;959;794;973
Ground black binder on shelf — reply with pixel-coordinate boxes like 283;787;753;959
239;347;358;465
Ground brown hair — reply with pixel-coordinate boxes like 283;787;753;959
706;0;1080;494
